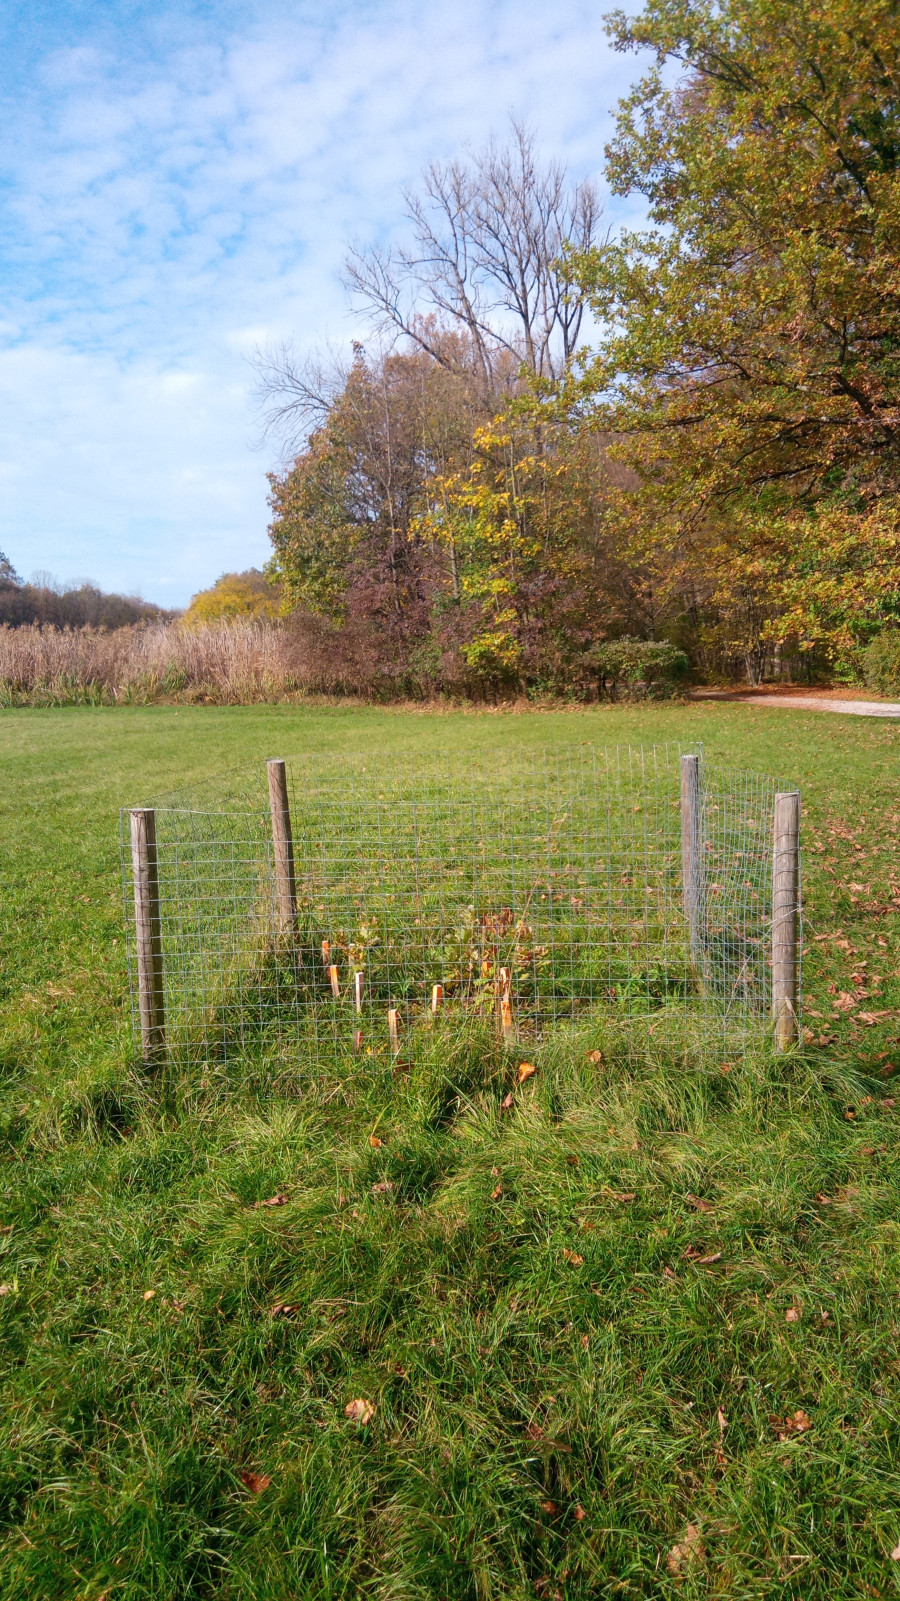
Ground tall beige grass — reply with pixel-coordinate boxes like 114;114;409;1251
0;620;299;704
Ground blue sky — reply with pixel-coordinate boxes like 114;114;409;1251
0;0;643;605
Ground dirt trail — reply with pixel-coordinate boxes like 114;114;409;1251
693;691;900;719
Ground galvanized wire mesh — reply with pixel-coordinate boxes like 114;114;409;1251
120;742;799;1070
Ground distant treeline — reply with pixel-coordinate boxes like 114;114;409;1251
0;555;174;630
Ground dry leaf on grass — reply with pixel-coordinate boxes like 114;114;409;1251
490;1184;503;1201
344;1398;375;1425
667;1523;705;1574
573;1503;586;1521
517;1061;538;1084
785;1306;801;1323
500;1092;515;1111
586;1049;603;1063
891;1540;900;1561
142;1289;156;1301
540;1499;559;1515
598;1189;636;1204
717;1407;727;1435
563;1249;584;1266
371;1180;394;1195
369;1134;383;1149
685;1193;714;1213
770;1409;812;1440
683;1246;722;1265
239;1470;271;1494
566;1153;580;1167
270;1302;299;1319
253;1193;289;1209
0;1284;11;1297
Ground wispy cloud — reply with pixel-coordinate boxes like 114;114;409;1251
0;0;641;602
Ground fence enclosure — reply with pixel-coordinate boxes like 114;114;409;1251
121;744;801;1070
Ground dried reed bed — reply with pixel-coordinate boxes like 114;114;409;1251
0;620;299;705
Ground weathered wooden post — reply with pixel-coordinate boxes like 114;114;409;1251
129;807;166;1060
772;790;802;1050
680;753;704;964
267;758;297;932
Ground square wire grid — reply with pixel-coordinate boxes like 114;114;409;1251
120;742;797;1068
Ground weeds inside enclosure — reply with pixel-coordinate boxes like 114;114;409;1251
122;743;796;1070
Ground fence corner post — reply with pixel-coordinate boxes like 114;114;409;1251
772;789;802;1051
267;758;297;931
129;807;166;1061
680;753;703;962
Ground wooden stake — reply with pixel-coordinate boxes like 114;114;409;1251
353;1029;363;1052
355;971;365;1013
680;753;704;964
772;789;802;1051
129;808;166;1060
388;1007;400;1054
431;983;443;1013
321;939;330;964
328;964;341;999
500;997;514;1041
266;759;297;931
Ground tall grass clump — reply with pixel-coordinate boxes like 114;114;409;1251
0;620;297;706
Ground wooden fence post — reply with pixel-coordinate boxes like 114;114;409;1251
772;789;802;1051
129;808;166;1060
680;753;704;963
267;759;297;931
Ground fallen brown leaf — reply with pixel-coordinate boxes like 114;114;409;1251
770;1409;812;1440
785;1306;801;1323
500;1092;515;1111
239;1469;271;1494
685;1193;714;1213
563;1248;584;1266
683;1246;722;1265
667;1523;705;1575
517;1061;538;1084
142;1289;156;1301
881;1097;897;1109
344;1397;375;1425
573;1503;586;1521
371;1180;394;1195
586;1049;603;1063
834;993;857;1012
717;1407;727;1435
270;1302;299;1319
892;1539;900;1561
566;1153;580;1167
490;1184;503;1201
525;1422;545;1440
540;1499;559;1514
369;1134;383;1149
253;1193;289;1209
580;1333;590;1350
599;1189;636;1204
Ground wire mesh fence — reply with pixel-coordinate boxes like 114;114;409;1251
120;742;801;1072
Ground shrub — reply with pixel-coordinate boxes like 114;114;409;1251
861;630;900;697
591;639;690;700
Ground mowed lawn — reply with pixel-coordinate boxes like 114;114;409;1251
2;701;900;1599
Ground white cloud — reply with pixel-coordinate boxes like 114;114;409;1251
0;0;645;604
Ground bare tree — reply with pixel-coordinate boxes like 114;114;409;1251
253;343;353;459
345;118;604;387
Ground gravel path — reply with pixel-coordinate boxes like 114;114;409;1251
697;694;900;718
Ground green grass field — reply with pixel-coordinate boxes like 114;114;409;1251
3;701;900;1599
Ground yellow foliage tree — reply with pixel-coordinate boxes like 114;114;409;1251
181;570;280;628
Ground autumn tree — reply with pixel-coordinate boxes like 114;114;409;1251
570;0;900;672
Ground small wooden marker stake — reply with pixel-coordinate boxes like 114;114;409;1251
266;758;297;932
328;964;341;999
321;939;331;965
353;1029;363;1053
388;1007;400;1054
500;997;514;1040
129;807;166;1061
431;983;443;1014
355;971;365;1013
